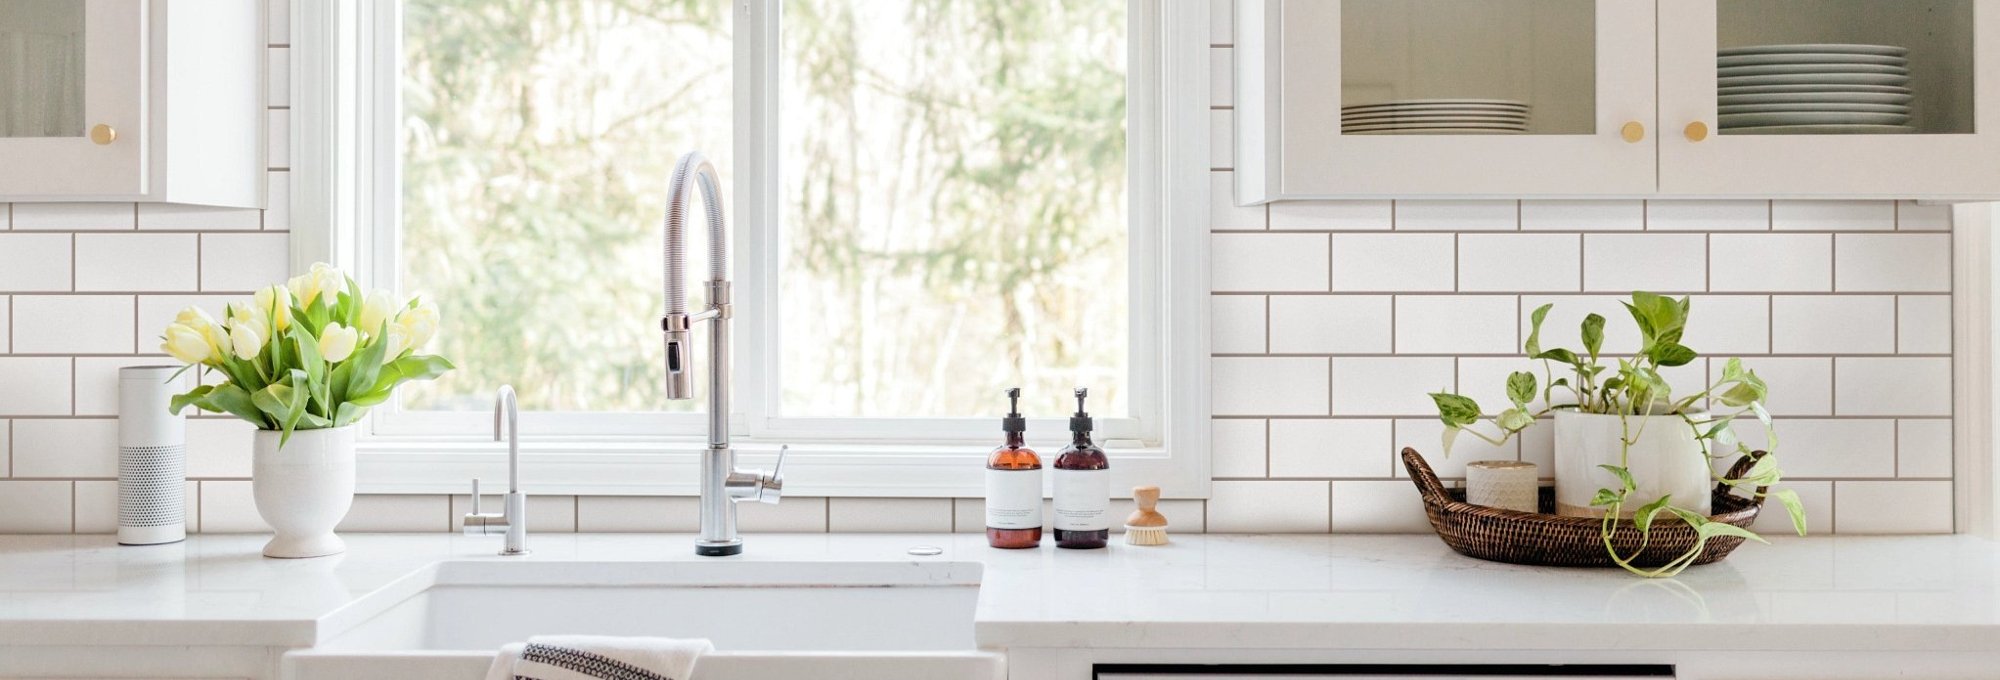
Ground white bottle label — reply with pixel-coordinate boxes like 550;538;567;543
1052;468;1110;531
985;468;1043;530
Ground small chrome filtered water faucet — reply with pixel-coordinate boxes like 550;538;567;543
661;151;785;557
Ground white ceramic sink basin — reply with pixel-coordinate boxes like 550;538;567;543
283;560;1000;680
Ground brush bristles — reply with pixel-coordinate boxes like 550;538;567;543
1123;525;1168;546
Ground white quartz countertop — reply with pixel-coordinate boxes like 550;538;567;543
0;533;1996;653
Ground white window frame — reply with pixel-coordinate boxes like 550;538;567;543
291;0;1212;498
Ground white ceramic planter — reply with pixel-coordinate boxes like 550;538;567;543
1552;411;1711;518
252;426;357;558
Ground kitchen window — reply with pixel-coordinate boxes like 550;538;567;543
297;0;1211;495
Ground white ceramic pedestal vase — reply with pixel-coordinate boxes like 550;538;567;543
1553;411;1711;518
252;426;357;558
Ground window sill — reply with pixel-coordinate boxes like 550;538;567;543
355;437;1199;499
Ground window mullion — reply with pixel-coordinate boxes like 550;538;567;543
732;0;783;438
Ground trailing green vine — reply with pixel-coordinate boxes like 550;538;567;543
1428;292;1807;578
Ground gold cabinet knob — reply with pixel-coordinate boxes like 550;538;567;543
89;124;117;145
1620;121;1645;143
1685;121;1710;142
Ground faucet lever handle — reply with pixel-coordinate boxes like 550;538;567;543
758;445;788;504
469;478;482;515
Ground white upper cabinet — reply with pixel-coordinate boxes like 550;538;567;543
0;0;263;207
1659;0;2000;198
1236;0;2000;201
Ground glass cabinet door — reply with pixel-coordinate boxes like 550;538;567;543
0;0;143;197
1252;0;1656;198
1660;0;2000;196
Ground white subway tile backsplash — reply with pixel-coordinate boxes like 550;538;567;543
1211;357;1329;416
137;204;262;231
197;480;267;533
268;0;290;44
1268;295;1391;353
1582;234;1706;292
450;494;577;533
0;419;9;474
74;480;198;534
1709;234;1830;292
1833;481;1951;533
10;203;134;230
1458;234;1580;292
1393;418;1515;478
342;495;449;532
0;481;72;533
199;233;289;291
1834;233;1950;292
1750;480;1830;537
1329;480;1430;533
1210;47;1233;107
1271;201;1393;230
1835;357;1952;416
1211;418;1267;478
1210;295;1265;354
1209;171;1264;229
0;359;71;416
1329;357;1454;416
1210;0;1233;44
949;498;1205;534
187;418;254;478
1759;419;1895;478
1269;419;1391;478
0;296;8;352
1771;295;1895;354
1646;200;1767;231
1212;233;1327;292
1713;358;1830;416
269;109;291;168
1329;234;1453;292
1521;295;1641;355
265;171;291;230
738;497;828;532
75;357;193;416
74;234;199;291
1207;480;1329;532
1680;295;1770;355
1773;200;1894;231
1897;295;1951;354
1898;419;1953;478
1393;295;1516;354
13;419;116;478
1896;201;1951;231
13;295;135;354
268;47;290;108
577;496;701;532
828;498;953;533
1210;110;1232;169
1520;200;1643;231
1395;200;1516;231
0;234;74;291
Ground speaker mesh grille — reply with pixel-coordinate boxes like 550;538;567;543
119;445;186;527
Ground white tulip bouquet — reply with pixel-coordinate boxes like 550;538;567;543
162;263;454;446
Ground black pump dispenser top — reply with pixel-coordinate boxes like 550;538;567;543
1069;387;1093;433
1002;388;1027;433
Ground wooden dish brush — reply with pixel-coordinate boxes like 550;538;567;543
1124;485;1169;546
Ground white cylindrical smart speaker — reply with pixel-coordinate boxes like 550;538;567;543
119;365;187;545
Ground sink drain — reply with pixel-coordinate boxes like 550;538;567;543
907;545;944;556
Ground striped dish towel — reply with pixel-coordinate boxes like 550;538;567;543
484;635;713;680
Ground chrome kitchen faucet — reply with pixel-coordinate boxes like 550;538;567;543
464;384;529;556
661;151;785;557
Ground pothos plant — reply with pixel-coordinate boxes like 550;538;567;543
1427;292;1807;578
160;263;455;447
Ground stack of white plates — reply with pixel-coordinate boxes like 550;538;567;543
1717;44;1915;135
1340;99;1531;135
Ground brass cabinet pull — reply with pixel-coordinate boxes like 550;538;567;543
1685;121;1710;142
90;124;117;145
1620;121;1645;143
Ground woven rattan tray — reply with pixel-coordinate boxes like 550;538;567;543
1401;447;1766;568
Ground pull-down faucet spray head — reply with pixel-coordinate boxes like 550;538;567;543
660;151;728;401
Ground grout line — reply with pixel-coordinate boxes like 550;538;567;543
1452;233;1460;290
70;480;77;534
1830;232;1839;291
1263;418;1272;477
1893;200;1901;230
1893;419;1902;477
1705;233;1713;292
1263;296;1271;354
1212;290;1936;297
1894;295;1902;353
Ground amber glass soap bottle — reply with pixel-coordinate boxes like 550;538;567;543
985;388;1043;548
1053;388;1109;549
